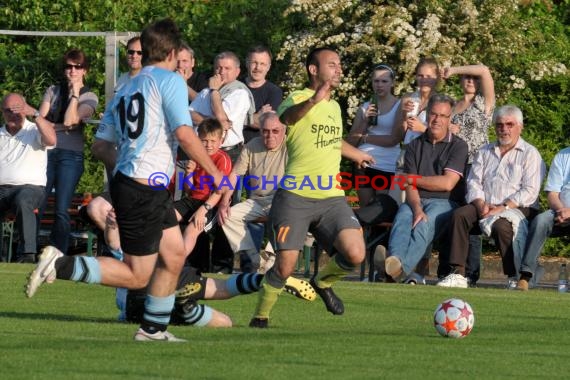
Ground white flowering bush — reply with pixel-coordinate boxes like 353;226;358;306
276;0;570;256
276;0;568;124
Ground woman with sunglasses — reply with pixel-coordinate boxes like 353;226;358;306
37;48;99;255
437;64;495;286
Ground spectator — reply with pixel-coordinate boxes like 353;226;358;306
37;48;99;255
242;45;283;142
517;147;570;290
115;36;143;93
190;51;255;163
440;63;496;286
173;118;232;270
0;93;56;263
436;105;544;289
217;111;288;272
176;43;209;103
399;57;441;146
384;94;468;282
347;63;403;206
249;47;372;328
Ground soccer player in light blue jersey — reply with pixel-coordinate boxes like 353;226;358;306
26;19;226;342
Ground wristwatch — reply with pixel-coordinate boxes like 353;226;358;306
503;203;510;210
33;110;40;119
203;203;213;211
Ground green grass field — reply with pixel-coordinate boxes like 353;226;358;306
1;263;569;380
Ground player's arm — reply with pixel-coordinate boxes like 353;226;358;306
341;140;374;168
280;80;332;125
91;139;117;173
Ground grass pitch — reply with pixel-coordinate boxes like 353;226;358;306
1;263;569;379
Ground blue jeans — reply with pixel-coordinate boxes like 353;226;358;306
41;148;84;254
521;210;570;277
388;198;458;275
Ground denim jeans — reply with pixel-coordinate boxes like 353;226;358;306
0;185;45;253
40;148;84;254
521;210;570;277
388;198;458;275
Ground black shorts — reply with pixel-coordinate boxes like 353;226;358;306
269;189;361;254
173;196;215;224
110;171;178;256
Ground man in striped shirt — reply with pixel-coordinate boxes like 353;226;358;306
437;105;545;288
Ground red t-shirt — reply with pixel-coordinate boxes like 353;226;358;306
188;149;232;201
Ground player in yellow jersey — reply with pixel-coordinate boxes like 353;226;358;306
250;47;373;328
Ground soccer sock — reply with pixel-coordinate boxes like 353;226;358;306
178;301;214;327
315;254;355;288
253;269;285;319
226;273;263;297
56;256;101;284
141;294;175;333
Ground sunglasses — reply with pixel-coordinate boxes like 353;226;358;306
128;49;143;56
65;63;84;70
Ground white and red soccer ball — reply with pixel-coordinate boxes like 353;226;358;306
433;298;475;338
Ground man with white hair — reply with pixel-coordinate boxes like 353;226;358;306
437;105;545;288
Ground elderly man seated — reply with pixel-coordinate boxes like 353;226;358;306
436;105;545;289
384;94;468;281
217;111;287;272
0;93;56;262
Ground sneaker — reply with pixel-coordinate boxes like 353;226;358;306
259;251;276;274
404;272;426;285
385;256;403;280
507;277;518;290
249;317;269;328
284;277;316;301
516;278;529;291
372;245;386;277
175;281;203;304
134;328;186;342
310;277;344;315
25;246;63;298
436;273;468;289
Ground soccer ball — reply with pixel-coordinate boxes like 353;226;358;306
433;298;475;338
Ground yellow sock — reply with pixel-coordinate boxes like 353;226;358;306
316;258;352;288
253;280;283;319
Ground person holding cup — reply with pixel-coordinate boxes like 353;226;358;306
347;64;402;206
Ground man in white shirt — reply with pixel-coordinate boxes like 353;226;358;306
517;147;570;290
0;93;56;262
189;51;255;162
437;105;545;288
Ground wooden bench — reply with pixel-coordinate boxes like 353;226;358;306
38;193;97;256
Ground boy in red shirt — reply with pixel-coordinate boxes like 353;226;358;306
174;118;232;256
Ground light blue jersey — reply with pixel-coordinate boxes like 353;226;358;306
99;65;192;183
